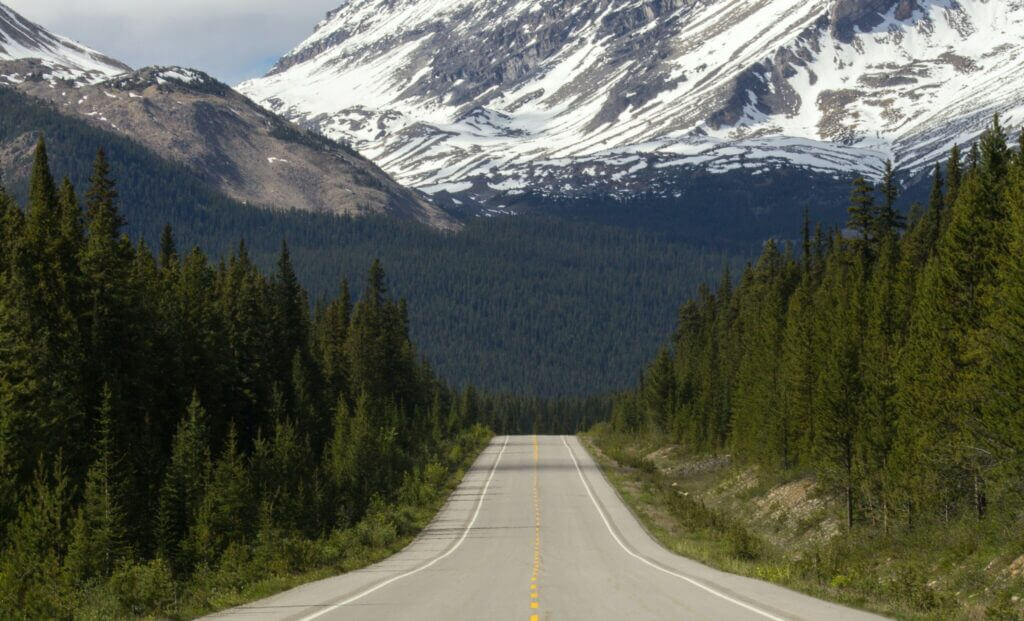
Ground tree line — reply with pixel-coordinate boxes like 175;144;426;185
0;86;747;398
610;117;1024;531
0;138;500;616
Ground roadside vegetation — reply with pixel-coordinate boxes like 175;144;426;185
0;139;496;618
78;426;491;619
586;429;1024;620
592;117;1024;620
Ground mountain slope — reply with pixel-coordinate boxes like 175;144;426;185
1;85;743;397
0;2;456;229
0;2;128;83
239;0;1024;209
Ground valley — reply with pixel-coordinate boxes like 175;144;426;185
1;1;1023;619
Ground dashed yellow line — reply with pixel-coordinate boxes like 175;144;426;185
530;435;541;619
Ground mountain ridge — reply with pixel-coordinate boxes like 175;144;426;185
0;2;457;229
0;2;128;83
239;0;1024;213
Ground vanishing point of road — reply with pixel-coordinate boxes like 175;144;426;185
206;435;886;621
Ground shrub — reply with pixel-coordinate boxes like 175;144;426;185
107;559;175;616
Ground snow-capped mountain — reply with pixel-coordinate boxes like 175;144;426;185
239;0;1024;209
0;2;129;84
0;2;456;229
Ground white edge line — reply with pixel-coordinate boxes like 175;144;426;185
298;435;510;621
561;435;788;621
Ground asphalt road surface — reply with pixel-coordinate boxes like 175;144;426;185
207;435;887;621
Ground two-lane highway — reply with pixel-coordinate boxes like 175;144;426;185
207;436;886;620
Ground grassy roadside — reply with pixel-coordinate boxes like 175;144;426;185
582;425;1024;621
73;426;494;620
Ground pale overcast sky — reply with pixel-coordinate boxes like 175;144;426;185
5;0;339;84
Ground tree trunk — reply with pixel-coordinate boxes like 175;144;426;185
845;483;853;530
974;473;987;519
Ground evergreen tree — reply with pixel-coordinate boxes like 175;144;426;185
875;159;904;237
65;387;130;583
812;247;865;529
322;396;353;527
159;223;177;270
0;138;84;492
978;148;1024;504
857;236;900;528
155;392;211;575
187;423;254;566
0;458;73;618
642;347;675;431
83;148;123;230
731;243;788;466
778;273;817;467
946;144;962;214
848;176;876;243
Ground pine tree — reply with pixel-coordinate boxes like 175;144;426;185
0;178;17;273
642;347;675;432
56;178;84;278
159;223;177;270
812;246;865;529
322;396;353;527
155;392;211;575
978;148;1024;504
1015;129;1024;167
65;387;130;583
27;136;58;228
848;176;876;243
857;235;901;528
946;144;962;214
0;138;84;493
778;273;817;467
319;278;352;405
79;150;139;475
187;423;254;566
84;148;123;230
0;457;73;617
875;159;904;238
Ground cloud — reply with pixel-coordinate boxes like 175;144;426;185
4;0;339;84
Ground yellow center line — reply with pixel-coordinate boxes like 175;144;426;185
529;435;541;620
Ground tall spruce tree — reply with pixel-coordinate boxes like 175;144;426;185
155;392;211;575
65;387;130;583
812;246;865;529
875;159;904;238
848;176;876;243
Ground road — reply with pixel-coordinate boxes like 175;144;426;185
207;435;886;621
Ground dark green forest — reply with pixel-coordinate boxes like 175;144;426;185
609;116;1024;533
0;139;571;617
0;87;747;397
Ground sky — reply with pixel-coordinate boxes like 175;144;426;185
5;0;339;85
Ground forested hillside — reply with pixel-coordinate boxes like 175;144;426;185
611;116;1024;534
593;117;1024;618
610;116;1024;524
0;140;504;617
0;87;745;396
606;113;1024;528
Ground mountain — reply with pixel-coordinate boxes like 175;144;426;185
0;3;456;229
239;0;1024;218
0;3;128;83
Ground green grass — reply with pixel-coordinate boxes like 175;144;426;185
582;426;1024;621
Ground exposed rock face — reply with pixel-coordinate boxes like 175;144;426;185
6;65;457;229
0;1;457;230
239;0;1024;211
830;0;899;42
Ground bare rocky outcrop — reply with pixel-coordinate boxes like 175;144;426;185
4;63;458;229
